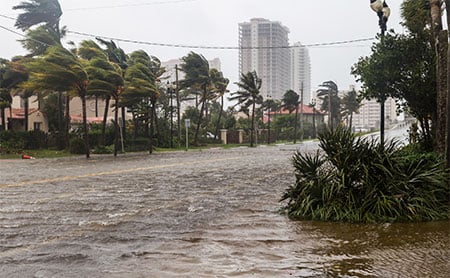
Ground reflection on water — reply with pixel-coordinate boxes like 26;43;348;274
291;221;450;277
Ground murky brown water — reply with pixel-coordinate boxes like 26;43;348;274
0;141;449;277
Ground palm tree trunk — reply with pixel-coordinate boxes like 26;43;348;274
153;100;160;146
294;104;299;144
81;94;90;158
95;96;99;117
148;103;154;154
24;96;29;131
64;94;70;149
194;99;205;146
430;0;447;153
1;107;5;130
250;101;256;147
101;96;110;146
446;0;450;167
121;107;126;141
114;97;119;157
215;95;224;140
194;87;207;146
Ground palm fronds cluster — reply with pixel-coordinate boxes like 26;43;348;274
282;127;449;223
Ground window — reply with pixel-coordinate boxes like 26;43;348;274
34;122;41;131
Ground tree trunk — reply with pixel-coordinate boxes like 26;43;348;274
101;95;110;146
194;98;205;146
148;103;154;154
81;94;90;158
24;96;29;131
435;30;448;153
176;64;181;147
430;0;447;153
64;94;70;149
1;107;5;130
57;91;64;149
114;97;119;157
215;95;224;140
121;107;126;141
294;104;299;144
445;0;450;167
250;101;256;147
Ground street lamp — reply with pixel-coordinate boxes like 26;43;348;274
167;81;174;148
311;98;317;139
370;0;390;144
267;94;272;144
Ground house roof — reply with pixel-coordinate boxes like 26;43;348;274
268;104;325;115
70;115;105;124
10;108;39;119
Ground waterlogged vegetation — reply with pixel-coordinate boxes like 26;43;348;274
281;127;450;223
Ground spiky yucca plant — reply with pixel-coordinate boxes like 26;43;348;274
281;126;450;223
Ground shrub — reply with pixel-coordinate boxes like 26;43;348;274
281;126;450;223
69;137;86;154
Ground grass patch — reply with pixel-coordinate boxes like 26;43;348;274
0;149;73;159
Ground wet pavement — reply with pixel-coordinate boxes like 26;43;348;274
0;129;449;277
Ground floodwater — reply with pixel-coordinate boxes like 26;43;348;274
0;136;449;277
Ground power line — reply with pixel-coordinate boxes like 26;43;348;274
0;13;375;51
0;24;52;48
67;30;375;50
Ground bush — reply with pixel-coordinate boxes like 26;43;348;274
0;130;48;152
69;137;86;154
281;126;450;223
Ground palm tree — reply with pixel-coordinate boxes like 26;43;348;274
15;0;67;145
341;89;361;130
180;52;216;146
0;90;12;130
14;0;63;43
22;46;90;157
78;40;124;151
229;71;263;147
96;38;129;144
2;57;32;131
0;59;13;130
209;69;229;140
282;89;300;143
121;50;157;153
317;80;340;130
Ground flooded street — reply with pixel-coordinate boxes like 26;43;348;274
0;139;449;277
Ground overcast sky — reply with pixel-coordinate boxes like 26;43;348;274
0;0;406;96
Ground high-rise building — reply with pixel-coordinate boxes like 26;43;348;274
239;18;290;100
290;42;312;104
352;97;397;130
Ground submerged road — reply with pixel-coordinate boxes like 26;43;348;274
1;127;448;277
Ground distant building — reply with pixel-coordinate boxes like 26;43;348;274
161;58;222;113
239;18;291;100
161;58;221;84
290;42;312;104
352;97;397;131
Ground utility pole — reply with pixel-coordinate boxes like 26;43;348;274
300;82;304;141
175;64;181;148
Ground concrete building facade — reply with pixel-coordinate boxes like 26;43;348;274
290;42;312;104
239;18;291;100
352;97;397;131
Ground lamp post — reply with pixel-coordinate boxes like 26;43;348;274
311;98;317;139
167;81;174;148
267;94;272;144
370;0;390;143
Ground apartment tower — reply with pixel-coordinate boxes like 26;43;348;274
290;42;312;104
239;18;290;100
